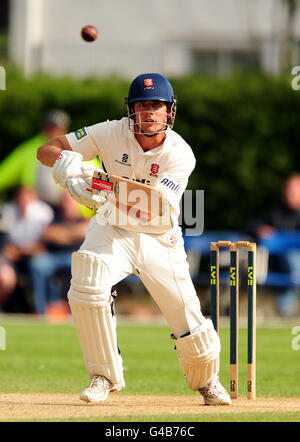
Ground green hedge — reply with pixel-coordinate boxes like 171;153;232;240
0;69;129;154
172;72;300;230
0;68;299;230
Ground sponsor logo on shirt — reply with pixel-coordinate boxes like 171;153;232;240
115;153;131;166
74;128;87;140
122;176;151;185
160;177;180;194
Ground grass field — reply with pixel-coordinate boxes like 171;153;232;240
0;315;299;422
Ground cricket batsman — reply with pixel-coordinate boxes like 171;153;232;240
37;73;231;405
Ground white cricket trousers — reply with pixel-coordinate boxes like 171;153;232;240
78;217;206;337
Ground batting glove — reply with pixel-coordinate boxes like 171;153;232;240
66;176;108;211
79;164;105;186
53;150;83;188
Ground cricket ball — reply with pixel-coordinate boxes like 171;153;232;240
81;25;98;42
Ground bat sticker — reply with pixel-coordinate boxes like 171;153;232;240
92;177;114;193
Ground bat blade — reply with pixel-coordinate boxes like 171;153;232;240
91;171;163;220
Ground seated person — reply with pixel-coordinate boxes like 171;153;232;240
29;190;89;316
248;173;300;317
0;186;54;312
0;109;71;208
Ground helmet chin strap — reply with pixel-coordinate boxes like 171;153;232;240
136;121;168;137
140;129;161;137
127;107;172;135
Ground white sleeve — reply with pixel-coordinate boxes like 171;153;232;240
152;155;196;212
148;155;195;231
65;122;109;161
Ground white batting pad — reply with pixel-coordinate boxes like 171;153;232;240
175;319;221;390
68;251;125;388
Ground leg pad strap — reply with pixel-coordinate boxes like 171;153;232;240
175;319;220;390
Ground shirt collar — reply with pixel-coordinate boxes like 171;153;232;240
128;127;172;155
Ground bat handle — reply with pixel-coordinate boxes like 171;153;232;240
114;181;119;197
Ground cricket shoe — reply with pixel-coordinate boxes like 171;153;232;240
80;375;119;403
199;376;232;405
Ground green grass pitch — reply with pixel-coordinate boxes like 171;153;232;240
0;316;299;422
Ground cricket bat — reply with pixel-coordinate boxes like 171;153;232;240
91;171;163;221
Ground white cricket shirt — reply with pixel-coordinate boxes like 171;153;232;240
66;117;195;234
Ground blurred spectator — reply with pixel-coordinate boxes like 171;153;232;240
0;186;54;311
0;255;17;307
29;190;89;317
248;173;300;317
0;109;71;208
0;108;100;221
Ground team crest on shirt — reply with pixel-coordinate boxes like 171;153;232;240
168;234;178;247
144;78;154;90
149;163;159;177
74;128;87;140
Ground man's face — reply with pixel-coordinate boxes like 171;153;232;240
133;100;168;135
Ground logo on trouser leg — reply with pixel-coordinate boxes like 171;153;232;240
167;234;178;247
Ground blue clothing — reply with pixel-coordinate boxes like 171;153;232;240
29;251;72;314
